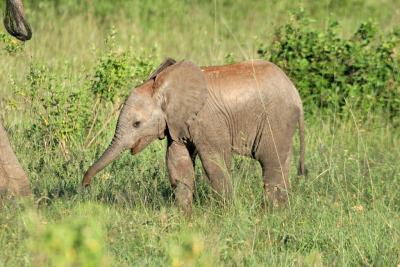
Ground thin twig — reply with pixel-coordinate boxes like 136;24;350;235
85;102;122;149
84;97;101;143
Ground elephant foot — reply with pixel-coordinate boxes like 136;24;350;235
263;184;289;209
174;182;193;216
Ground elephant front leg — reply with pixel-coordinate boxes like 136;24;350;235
166;141;195;215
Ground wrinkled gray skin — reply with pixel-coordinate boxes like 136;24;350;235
82;59;305;214
0;0;32;198
3;0;32;41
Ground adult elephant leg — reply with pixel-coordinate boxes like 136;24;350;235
0;121;30;197
197;146;233;204
166;139;195;215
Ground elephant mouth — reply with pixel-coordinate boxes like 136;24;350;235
130;136;154;155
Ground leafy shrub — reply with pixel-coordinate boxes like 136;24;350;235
23;63;92;151
90;29;155;103
90;29;135;103
90;51;133;103
258;12;400;119
0;32;24;54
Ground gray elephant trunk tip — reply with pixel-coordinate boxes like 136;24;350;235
4;0;32;41
81;169;94;187
81;138;126;186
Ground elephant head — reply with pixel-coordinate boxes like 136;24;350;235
3;0;32;41
81;59;208;186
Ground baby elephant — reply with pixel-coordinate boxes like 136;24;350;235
82;59;305;214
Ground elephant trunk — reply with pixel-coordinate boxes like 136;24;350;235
81;134;125;187
4;0;32;41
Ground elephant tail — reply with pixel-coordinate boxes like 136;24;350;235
297;108;306;176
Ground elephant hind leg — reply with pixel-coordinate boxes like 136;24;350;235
197;147;233;204
261;160;291;208
254;112;297;207
257;137;293;208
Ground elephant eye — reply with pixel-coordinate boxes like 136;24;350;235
133;121;141;128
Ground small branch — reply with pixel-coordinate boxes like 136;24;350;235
85;102;122;149
84;97;101;143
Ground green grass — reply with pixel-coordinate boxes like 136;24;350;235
2;117;399;266
1;0;400;266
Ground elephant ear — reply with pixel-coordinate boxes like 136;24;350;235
147;58;177;80
152;60;208;140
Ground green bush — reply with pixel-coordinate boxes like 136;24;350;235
0;32;24;55
90;47;154;103
23;63;92;151
258;12;400;120
89;28;155;103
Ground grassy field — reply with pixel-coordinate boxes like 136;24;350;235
1;0;400;266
